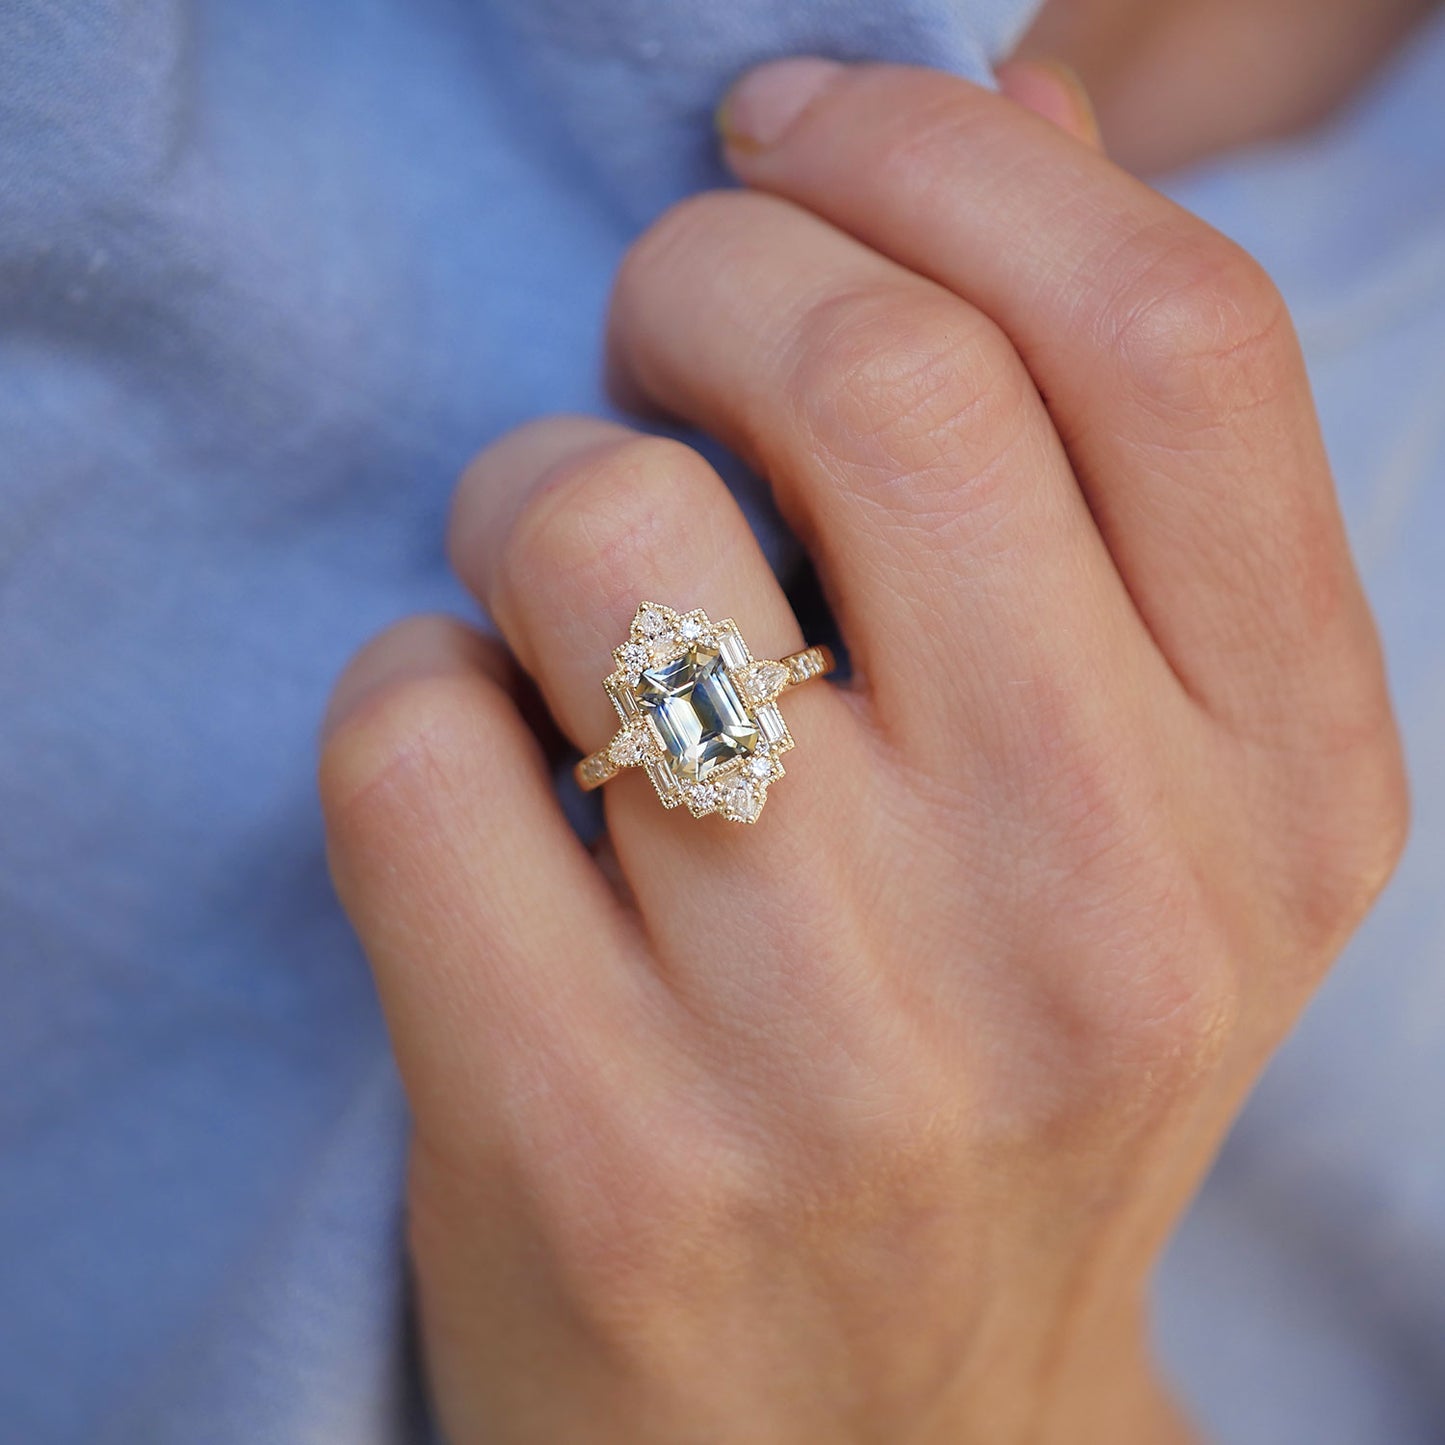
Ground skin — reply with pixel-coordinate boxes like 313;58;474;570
1019;0;1442;174
319;31;1412;1445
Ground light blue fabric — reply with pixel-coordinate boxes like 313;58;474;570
0;3;1441;1442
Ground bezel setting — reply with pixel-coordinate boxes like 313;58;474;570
603;602;795;823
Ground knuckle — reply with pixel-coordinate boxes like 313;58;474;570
614;188;768;319
784;284;1031;524
1358;737;1413;893
1009;703;1240;1108
497;435;712;622
1286;714;1411;950
1092;908;1239;1103
1098;226;1298;419
319;649;509;843
1053;901;1240;1132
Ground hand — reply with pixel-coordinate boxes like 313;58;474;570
319;59;1406;1445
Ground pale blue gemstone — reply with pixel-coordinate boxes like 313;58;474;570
635;644;758;782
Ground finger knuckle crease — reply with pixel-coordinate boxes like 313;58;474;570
320;673;508;832
616;189;784;317
786;288;1029;519
1098;230;1295;416
499;438;709;612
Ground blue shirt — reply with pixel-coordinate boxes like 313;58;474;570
1;3;1441;1441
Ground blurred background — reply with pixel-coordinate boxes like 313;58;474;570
1;2;1442;1441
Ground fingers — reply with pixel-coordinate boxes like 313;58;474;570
447;414;872;970
605;186;1166;775
319;614;650;1143
994;60;1104;149
449;416;803;759
716;61;1389;746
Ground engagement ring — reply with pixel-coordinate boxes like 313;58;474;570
574;602;834;824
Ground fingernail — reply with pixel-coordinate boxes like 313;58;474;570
994;59;1103;150
717;57;844;152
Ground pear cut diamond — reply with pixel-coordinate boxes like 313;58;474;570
723;779;765;823
743;660;789;704
634;643;758;783
608;728;648;767
637;607;670;639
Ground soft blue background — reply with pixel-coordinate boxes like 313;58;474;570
1;3;1441;1441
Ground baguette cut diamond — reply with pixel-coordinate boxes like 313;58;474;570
635;643;758;782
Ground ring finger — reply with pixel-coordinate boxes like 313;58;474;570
449;414;875;976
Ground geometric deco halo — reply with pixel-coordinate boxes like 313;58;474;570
573;601;835;824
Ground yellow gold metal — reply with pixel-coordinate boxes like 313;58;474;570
573;603;835;824
782;645;834;687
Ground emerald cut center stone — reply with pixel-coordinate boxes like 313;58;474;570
635;644;758;782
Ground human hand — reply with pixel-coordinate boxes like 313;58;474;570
319;59;1406;1444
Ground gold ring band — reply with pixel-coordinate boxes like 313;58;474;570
573;603;835;824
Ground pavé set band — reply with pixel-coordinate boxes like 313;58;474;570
574;602;835;824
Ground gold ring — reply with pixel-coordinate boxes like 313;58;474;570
574;602;835;824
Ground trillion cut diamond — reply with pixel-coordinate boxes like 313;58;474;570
634;644;758;783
